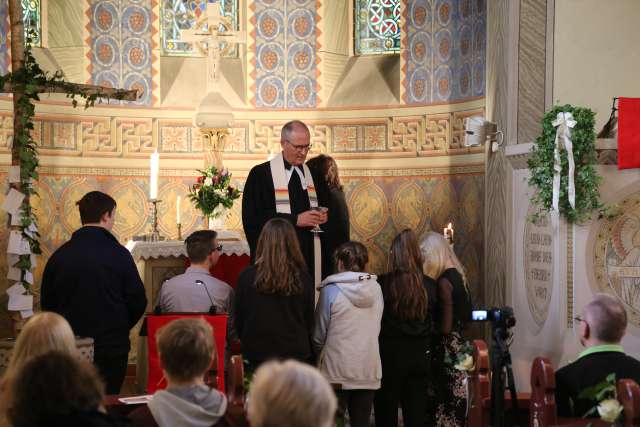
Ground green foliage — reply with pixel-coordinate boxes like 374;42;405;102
578;373;618;419
527;104;603;223
0;30;129;294
189;166;241;218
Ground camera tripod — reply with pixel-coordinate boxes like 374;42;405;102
490;324;521;427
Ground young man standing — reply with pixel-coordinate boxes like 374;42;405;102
41;191;147;394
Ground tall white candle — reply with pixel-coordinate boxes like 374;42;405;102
149;150;159;200
176;196;181;224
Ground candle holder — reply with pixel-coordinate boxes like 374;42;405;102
177;223;182;241
149;199;164;242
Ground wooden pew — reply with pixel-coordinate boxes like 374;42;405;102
529;356;640;427
226;354;248;426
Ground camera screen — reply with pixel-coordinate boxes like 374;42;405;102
471;310;488;321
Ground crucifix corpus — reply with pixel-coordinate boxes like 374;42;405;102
1;0;138;331
181;3;247;170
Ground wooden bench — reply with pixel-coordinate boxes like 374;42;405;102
467;341;640;427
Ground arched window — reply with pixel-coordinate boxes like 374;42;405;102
161;0;238;57
354;0;401;55
23;0;41;45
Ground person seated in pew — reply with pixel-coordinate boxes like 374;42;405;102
247;359;337;427
129;318;240;427
8;350;132;427
556;294;640;417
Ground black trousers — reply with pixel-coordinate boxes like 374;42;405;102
335;389;375;427
94;349;129;395
374;339;431;427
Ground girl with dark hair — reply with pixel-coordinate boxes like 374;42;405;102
306;154;350;277
374;229;438;427
234;218;315;372
313;241;383;427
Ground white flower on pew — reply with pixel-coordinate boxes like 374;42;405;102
597;398;623;423
454;354;475;372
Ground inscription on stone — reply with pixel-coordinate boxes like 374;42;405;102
524;208;554;331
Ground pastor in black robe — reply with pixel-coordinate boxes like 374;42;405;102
242;158;329;279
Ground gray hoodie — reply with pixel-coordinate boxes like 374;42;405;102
312;271;384;390
148;384;227;427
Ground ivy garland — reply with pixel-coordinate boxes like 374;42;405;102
527;104;603;224
0;32;131;294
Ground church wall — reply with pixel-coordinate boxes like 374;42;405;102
0;0;487;338
553;0;640;130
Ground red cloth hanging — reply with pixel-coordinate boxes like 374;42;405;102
617;97;640;170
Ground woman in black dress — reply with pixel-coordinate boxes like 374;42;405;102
306;154;350;277
234;218;315;372
374;229;437;427
421;232;472;427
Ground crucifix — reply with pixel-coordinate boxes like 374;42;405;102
180;2;247;170
181;2;247;92
1;0;137;327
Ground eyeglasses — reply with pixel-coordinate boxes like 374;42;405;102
285;140;312;153
574;316;585;323
213;244;223;252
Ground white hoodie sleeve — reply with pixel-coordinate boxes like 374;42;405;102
312;285;339;356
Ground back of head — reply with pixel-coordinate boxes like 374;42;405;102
248;360;336;427
334;241;368;272
9;351;104;427
185;230;218;263
584;294;628;343
76;191;116;225
306;154;342;190
255;218;306;295
157;318;215;382
6;312;77;377
386;229;427;321
420;231;468;287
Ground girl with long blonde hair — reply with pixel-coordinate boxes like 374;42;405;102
234;218;315;372
0;312;78;425
374;229;437;427
420;231;472;427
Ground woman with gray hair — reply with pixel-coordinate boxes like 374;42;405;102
247;360;337;427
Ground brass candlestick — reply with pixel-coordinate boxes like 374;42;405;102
149;199;164;242
177;223;182;240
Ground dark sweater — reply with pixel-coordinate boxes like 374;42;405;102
378;273;437;340
319;187;350;278
41;226;147;352
555;349;640;417
234;265;315;367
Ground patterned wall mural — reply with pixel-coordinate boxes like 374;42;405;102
86;0;158;106
249;0;321;108
403;0;485;104
0;1;9;75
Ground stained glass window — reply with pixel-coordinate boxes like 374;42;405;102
22;0;41;46
161;0;238;57
355;0;401;55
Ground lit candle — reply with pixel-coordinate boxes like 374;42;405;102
149;150;159;200
443;222;454;242
176;196;181;224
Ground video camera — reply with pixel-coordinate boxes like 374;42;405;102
471;306;516;329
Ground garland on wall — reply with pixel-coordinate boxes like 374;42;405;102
527;104;604;224
0;31;134;315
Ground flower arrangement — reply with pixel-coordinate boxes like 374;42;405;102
189;166;241;219
579;373;623;424
444;341;475;372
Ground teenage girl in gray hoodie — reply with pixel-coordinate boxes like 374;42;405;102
312;241;384;427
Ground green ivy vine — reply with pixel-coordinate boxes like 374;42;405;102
527;104;604;224
0;31;132;293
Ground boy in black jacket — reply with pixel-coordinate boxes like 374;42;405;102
41;191;147;394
